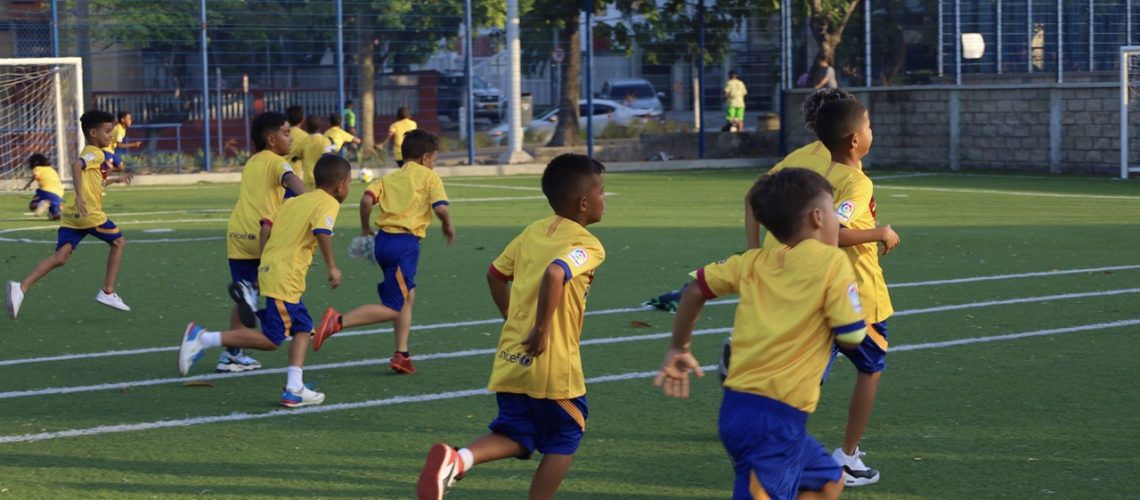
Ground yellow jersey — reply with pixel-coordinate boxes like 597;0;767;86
61;145;111;229
325;126;355;151
258;189;340;303
762;141;892;327
388;118;417;161
698;239;866;413
300;133;336;190
32;165;63;197
226;150;294;260
364;161;448;239
110;124;127;150
723;79;747;108
487;215;606;400
288;127;310;179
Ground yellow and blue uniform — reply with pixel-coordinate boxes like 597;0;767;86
325;126;355;152
57;145;121;251
300;133;336;191
286;126;310;196
388;118;417;163
486;215;605;457
254;189;340;345
762;141;891;373
696;239;866;499
363;161;448;311
226;150;294;284
110;124;127;154
29;165;63;218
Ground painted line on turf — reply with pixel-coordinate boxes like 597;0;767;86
2;263;1138;368
877;184;1140;201
3;287;1137;400
2;318;1136;444
445;182;543;192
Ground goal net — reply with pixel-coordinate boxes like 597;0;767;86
0;58;83;191
1121;48;1140;179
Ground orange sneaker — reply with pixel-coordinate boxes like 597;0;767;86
312;308;342;352
417;443;464;500
390;351;416;374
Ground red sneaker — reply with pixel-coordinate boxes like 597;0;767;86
417;443;464;500
312;308;342;352
390;351;416;374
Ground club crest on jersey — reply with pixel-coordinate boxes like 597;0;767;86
568;248;589;267
836;200;856;223
325;216;335;229
847;283;863;314
82;152;97;163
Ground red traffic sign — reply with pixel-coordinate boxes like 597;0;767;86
552;47;565;63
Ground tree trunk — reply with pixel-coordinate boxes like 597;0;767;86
809;0;862;71
548;13;581;147
358;14;376;151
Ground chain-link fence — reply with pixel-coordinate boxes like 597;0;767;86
0;1;1133;170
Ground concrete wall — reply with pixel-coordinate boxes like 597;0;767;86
785;83;1121;175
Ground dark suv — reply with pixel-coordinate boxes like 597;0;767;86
438;73;504;123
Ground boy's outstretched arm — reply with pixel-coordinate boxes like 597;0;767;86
486;267;511;319
433;204;455;246
655;282;708;399
258;220;273;253
282;171;305;196
316;232;342;289
359;192;375;235
522;263;565;357
838;225;900;255
20;177;35;190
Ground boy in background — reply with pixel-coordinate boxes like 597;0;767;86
384;106;417;167
21;153;63;220
285;105;308;194
416;154;606;500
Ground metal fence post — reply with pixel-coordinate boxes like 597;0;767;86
585;1;594;159
1057;0;1063;83
336;0;345;125
50;0;59;58
697;0;705;159
464;0;475;166
215;66;223;157
1028;0;1033;73
200;0;211;172
938;0;944;77
864;0;871;87
1088;0;1094;72
997;0;1003;73
954;0;961;85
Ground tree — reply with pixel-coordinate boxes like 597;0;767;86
808;0;863;65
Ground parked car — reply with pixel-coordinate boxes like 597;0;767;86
598;78;665;119
438;73;504;123
488;99;637;146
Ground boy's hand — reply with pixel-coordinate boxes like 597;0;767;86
878;225;900;255
360;228;375;237
328;265;343;289
110;173;133;186
521;327;548;357
654;348;704;399
441;223;455;246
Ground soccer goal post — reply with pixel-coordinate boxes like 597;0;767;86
0;57;83;191
1120;47;1140;180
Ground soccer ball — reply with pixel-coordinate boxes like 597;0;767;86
358;168;374;183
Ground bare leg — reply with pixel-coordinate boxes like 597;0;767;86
102;238;125;294
20;245;73;292
393;289;415;352
220;328;279;351
341;303;399;329
842;371;881;454
465;433;527;465
229;305;243;330
529;454;573;500
798;479;844;500
288;332;311;367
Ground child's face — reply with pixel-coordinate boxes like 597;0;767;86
853;110;873;160
582;174;606;225
120;114;133;127
332;177;350;203
268;123;292;156
89;122;114;148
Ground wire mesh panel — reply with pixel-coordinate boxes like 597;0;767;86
0;59;81;188
1121;47;1140;179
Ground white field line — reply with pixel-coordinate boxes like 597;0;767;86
2;287;1137;400
2;263;1138;369
2;318;1137;444
445;182;543;192
876;184;1140;201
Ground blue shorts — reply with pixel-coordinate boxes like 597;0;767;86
489;393;589;459
719;389;841;500
374;231;420;311
833;321;888;374
228;258;260;285
255;297;313;346
56;220;122;251
30;190;62;217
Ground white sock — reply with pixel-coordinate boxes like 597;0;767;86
457;447;474;472
286;366;304;392
200;331;223;348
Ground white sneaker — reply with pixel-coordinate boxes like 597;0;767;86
832;447;880;486
6;281;24;320
178;323;207;377
280;386;325;407
95;290;130;311
216;350;263;373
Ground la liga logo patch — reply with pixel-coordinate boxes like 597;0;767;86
568;248;589;267
847;283;863;314
836;200;856;223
